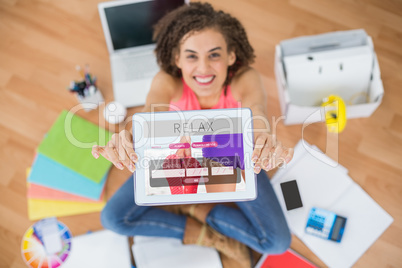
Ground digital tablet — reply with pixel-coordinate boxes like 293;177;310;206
132;108;257;206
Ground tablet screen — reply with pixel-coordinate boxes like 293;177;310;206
142;117;246;196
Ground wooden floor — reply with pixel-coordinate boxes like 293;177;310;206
1;0;401;267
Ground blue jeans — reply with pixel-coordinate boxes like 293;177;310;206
101;171;291;254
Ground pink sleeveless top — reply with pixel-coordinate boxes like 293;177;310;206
169;80;241;111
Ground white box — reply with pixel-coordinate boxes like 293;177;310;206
275;31;384;125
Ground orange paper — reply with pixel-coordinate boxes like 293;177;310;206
27;183;105;203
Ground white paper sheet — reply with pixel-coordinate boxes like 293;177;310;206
271;141;348;185
133;236;222;268
300;183;393;268
273;152;353;237
63;230;131;268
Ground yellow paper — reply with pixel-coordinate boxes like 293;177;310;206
28;198;105;220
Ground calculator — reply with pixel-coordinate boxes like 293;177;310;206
305;207;347;243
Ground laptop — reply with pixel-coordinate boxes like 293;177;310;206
98;0;187;108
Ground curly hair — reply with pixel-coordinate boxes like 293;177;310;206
153;2;255;87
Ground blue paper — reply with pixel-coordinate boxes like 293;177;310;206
28;153;107;200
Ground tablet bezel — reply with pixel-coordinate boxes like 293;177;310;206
132;108;256;205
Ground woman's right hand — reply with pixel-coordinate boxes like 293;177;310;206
91;129;138;173
175;135;192;158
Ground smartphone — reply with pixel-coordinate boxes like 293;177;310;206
305;207;347;243
280;180;303;210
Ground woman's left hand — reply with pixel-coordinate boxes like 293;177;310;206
251;133;293;174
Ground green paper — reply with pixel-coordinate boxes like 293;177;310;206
38;110;113;183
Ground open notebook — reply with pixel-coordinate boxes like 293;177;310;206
271;140;393;268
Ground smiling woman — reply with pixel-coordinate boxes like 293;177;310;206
153;2;255;90
93;2;293;267
174;29;236;100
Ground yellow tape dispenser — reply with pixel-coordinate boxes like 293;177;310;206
321;95;347;133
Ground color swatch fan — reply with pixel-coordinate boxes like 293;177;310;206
21;218;72;268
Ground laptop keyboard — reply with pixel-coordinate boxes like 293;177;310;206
113;53;159;82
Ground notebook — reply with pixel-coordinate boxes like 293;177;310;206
28;153;107;200
37;110;112;184
271;140;393;268
98;0;187;107
27;198;106;220
27;183;105;203
255;249;317;268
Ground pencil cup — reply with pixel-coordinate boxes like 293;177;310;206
76;87;104;112
68;65;102;112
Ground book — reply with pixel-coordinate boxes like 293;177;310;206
27;182;105;203
37;110;113;183
28;153;107;200
27;198;106;220
255;249;317;268
26;164;107;220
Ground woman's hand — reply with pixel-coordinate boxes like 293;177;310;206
175;136;192;158
91;129;138;173
251;133;293;174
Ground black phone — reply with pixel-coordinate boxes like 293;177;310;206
280;180;303;210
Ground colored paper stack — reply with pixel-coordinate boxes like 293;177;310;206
27;110;113;220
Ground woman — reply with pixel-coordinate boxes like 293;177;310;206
92;3;292;267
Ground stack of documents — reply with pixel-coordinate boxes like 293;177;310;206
27;110;113;220
271;140;393;268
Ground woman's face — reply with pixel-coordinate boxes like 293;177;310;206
175;28;236;98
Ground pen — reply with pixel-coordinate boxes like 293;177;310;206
75;65;85;80
84;64;92;86
92;76;97;87
85;64;92;84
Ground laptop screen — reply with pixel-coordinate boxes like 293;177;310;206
104;0;184;51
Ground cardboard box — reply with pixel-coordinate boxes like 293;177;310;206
275;30;384;125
